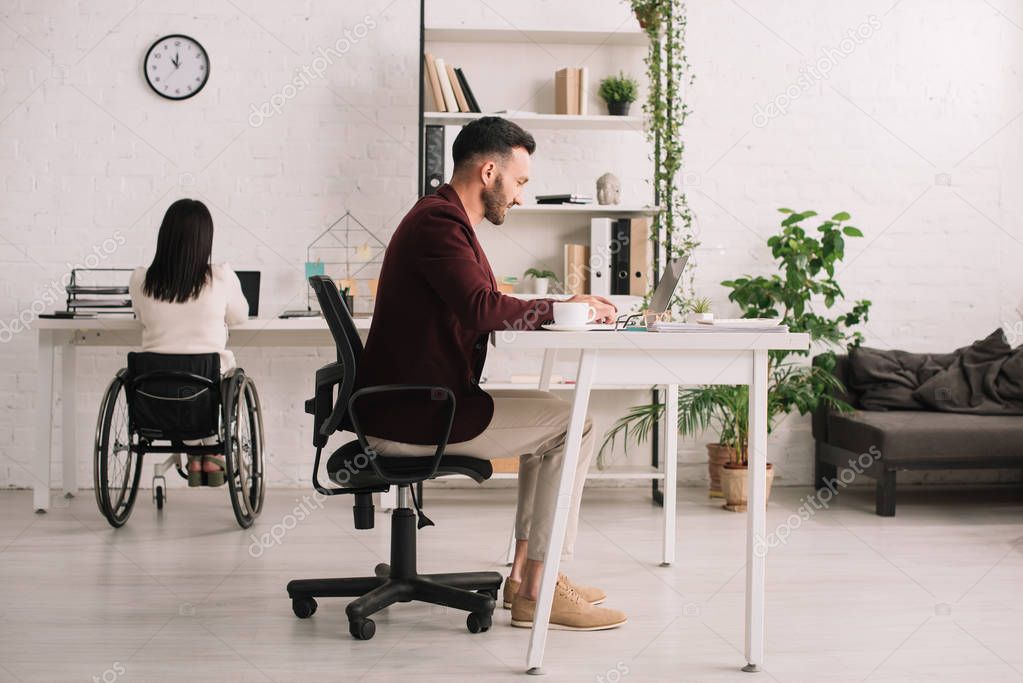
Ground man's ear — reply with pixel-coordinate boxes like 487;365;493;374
479;160;497;187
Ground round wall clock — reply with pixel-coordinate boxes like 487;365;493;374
144;34;209;100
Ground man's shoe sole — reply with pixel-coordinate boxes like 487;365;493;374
504;598;605;609
510;617;627;631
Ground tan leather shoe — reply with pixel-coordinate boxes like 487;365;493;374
503;574;607;609
510;582;626;631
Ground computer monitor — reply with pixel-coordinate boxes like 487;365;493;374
646;256;689;316
235;271;261;318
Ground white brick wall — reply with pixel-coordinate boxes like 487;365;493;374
1;0;1020;491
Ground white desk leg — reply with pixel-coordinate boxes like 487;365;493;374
526;349;597;675
537;349;556;391
61;342;78;498
661;383;678;566
505;526;516;566
744;350;769;672
34;330;55;512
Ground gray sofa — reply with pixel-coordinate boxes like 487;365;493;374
812;354;1023;516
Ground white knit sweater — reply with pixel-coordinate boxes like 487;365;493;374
129;263;249;372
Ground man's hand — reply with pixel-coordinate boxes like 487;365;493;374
566;294;617;324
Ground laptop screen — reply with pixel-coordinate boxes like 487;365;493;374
235;271;261;318
646;257;688;316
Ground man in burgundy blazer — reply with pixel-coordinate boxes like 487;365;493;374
354;117;628;631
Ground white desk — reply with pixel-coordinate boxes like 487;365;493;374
491;329;809;675
32;317;361;512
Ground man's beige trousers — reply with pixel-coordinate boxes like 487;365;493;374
367;390;594;562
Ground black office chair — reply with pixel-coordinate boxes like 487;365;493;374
286;275;501;640
93;352;265;529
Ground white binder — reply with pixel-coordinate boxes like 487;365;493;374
589;217;612;296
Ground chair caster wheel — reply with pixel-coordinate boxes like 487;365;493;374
350;618;375;640
467;612;491;633
292;597;317;619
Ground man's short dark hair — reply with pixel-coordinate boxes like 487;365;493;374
451;116;536;171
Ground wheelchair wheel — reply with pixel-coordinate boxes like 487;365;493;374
223;373;265;528
93;372;142;528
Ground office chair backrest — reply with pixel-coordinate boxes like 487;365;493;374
309;275;363;364
125;352;221;441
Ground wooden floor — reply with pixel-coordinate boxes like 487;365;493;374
1;484;1021;682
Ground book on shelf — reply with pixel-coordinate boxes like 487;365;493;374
423;53;446;112
563;243;589;295
445;62;471;113
433;57;459;112
555;67;580;115
454;67;481;113
535;193;593;204
579;66;589;116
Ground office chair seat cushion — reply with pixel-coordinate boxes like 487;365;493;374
326;440;493;488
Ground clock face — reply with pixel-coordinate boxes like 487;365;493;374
144;34;209;100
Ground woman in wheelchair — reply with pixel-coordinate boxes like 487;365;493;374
129;198;250;486
92;198;264;529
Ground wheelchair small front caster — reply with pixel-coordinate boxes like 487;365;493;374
466;612;491;633
154;486;165;510
349;618;375;640
291;597;317;619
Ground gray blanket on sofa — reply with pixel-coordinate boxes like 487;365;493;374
848;329;1023;414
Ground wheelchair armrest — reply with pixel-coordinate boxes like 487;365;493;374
347;385;456;485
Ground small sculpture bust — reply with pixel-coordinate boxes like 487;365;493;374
596;172;621;205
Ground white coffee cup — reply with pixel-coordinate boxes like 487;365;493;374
553;302;596;326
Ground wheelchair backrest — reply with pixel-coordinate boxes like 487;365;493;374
125;352;221;441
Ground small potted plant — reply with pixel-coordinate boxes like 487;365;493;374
598;72;638;116
523;268;558;295
688;296;713;323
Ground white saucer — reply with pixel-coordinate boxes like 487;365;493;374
542;323;615;332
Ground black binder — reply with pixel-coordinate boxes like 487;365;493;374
611;218;631;295
423;125;445;196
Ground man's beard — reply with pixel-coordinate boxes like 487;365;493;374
482;176;509;225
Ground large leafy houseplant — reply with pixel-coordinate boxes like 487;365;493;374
600;209;872;467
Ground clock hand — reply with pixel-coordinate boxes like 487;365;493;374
172;52;180;68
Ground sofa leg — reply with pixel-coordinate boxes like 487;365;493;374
814;442;837;493
875;470;896;517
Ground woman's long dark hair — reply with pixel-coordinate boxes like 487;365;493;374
143;198;214;303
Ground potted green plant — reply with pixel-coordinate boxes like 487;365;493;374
687;296;713;323
522;268;558;295
601;209;872;509
598;72;638;116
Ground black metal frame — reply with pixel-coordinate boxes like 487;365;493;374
287;275;500;640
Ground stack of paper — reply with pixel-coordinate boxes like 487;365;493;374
649;319;787;333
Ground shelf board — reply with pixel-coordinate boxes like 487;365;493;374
490;466;663;481
480;382;651;391
425;26;648;47
424;111;645;131
509;204;661;217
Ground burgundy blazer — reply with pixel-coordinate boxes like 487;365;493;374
351;184;556;445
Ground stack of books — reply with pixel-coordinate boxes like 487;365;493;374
535;193;592;205
424;53;481;113
554;67;589;115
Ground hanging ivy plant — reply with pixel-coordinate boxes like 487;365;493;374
631;0;697;312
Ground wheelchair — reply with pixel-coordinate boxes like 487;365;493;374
93;352;266;529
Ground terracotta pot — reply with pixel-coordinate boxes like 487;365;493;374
719;462;774;512
705;443;733;499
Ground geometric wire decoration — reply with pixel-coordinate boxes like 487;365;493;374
305;211;387;314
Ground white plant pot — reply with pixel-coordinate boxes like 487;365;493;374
531;278;549;295
688;312;714;324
